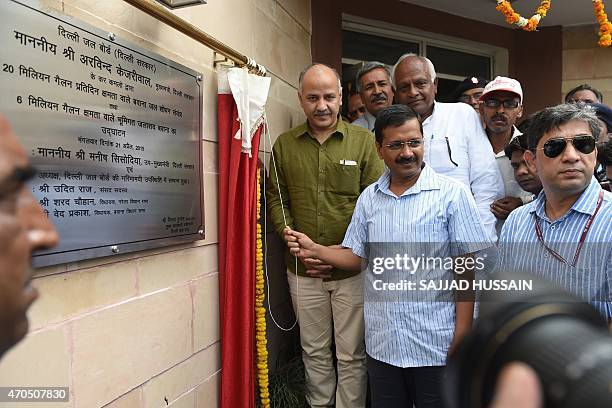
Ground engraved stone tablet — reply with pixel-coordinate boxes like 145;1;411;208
0;0;204;266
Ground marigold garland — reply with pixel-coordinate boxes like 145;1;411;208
255;167;270;408
496;0;551;32
594;0;612;47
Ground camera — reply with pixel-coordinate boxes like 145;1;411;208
444;272;612;408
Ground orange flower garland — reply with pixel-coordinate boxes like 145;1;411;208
255;168;270;408
496;0;551;32
594;0;612;47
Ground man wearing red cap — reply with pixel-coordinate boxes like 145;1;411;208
479;76;532;233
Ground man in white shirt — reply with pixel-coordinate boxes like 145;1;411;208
353;61;394;132
392;53;503;240
479;76;532;233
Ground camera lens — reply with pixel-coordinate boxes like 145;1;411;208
444;272;612;408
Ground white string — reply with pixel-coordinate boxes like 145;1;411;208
262;112;299;331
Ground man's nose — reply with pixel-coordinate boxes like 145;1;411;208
516;163;529;175
399;143;414;157
19;191;59;251
560;140;581;162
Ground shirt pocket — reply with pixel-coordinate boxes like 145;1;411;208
428;138;458;174
327;162;361;196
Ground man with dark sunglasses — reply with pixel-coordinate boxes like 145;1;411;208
479;76;533;234
497;104;612;318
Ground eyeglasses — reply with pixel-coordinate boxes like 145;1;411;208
384;139;423;150
539;135;596;158
458;93;483;103
483;99;520;109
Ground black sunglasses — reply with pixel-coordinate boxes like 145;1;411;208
540;135;596;158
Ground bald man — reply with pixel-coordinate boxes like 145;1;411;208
267;63;383;407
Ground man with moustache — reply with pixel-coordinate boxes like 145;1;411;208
393;54;503;240
285;105;492;408
353;61;394;131
0;115;59;360
504;133;543;196
266;63;383;408
497;104;612;317
479;77;532;232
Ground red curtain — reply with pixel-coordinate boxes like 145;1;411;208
218;87;262;408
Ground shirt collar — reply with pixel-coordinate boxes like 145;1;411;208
374;163;441;197
531;177;602;219
493;127;522;158
422;101;438;126
363;110;376;131
295;118;347;139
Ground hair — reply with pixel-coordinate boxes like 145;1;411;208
298;63;342;95
374;104;423;144
598;140;612;166
526;104;601;150
504;133;529;160
391;53;437;88
355;61;392;93
564;84;604;103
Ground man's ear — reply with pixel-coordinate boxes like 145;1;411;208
524;149;537;175
433;77;438;96
376;142;384;160
517;104;524;119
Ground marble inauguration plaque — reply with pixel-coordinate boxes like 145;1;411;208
0;0;204;266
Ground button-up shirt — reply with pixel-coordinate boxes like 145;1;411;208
352;110;376;132
498;178;612;316
494;127;533;234
422;102;504;242
267;119;383;280
342;164;492;367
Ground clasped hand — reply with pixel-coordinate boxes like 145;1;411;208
283;227;333;279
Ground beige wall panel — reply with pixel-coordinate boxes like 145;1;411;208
562;25;612;103
594;48;612;79
137;245;218;294
563;49;596;80
29;261;138;330
0;326;70;408
166;391;196;408
251;7;311;88
201;173;219;246
202;140;219;173
195;372;220;408
278;0;312;34
142;343;220;408
563;25;601;50
71;286;192;407
192;275;220;352
102;387;143;408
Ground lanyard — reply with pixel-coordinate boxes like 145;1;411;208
534;190;604;267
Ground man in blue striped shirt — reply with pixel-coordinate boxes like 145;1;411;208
498;104;612;317
285;105;493;408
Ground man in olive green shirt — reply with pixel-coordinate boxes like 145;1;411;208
267;63;383;408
